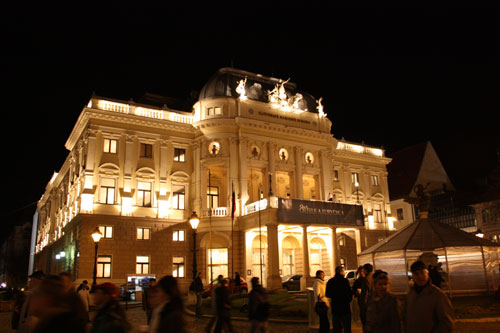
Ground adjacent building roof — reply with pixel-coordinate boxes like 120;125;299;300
359;218;498;255
387;141;454;201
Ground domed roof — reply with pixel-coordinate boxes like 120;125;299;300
199;67;318;113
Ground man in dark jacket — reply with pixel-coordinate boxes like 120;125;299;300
191;272;204;317
214;275;233;333
142;278;156;324
91;282;131;333
405;261;454;333
326;266;353;333
248;277;270;333
358;263;373;327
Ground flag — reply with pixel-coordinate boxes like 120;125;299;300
231;182;236;220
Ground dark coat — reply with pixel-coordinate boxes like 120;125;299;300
248;285;269;321
157;299;186;333
91;300;131;333
326;274;353;314
34;308;86;333
405;281;454;333
215;284;231;315
365;293;401;333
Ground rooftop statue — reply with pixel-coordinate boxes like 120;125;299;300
404;183;431;217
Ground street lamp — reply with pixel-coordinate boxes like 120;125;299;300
91;227;102;288
355;181;360;204
189;211;200;279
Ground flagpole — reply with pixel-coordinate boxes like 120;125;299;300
209;170;213;285
258;185;263;284
231;182;235;283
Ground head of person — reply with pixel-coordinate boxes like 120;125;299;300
82;280;89;290
93;282;119;308
315;270;325;280
411;261;429;287
362;263;373;276
217;275;224;285
157;275;183;309
373;270;390;297
335;266;345;277
30;275;65;316
28;270;45;290
149;278;156;286
58;272;74;293
251;277;260;289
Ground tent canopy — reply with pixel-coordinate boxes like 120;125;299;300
360;218;499;255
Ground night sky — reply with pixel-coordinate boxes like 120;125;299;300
1;5;498;237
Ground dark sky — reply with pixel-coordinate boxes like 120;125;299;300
1;5;498;236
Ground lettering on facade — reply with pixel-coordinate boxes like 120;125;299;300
299;204;344;216
258;111;311;124
278;198;364;226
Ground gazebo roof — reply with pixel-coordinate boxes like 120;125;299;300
360;218;499;255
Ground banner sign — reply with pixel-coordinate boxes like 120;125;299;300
278;198;364;226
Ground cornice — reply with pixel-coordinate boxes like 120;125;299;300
66;108;195;151
333;149;392;165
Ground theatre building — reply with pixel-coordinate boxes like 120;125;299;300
33;68;393;292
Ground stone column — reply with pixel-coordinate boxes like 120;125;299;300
238;137;249;208
295;147;304;199
266;224;282;290
331;226;339;267
268;143;276;196
229;137;239;216
300;225;313;290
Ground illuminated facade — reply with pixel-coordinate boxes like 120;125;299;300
34;68;392;291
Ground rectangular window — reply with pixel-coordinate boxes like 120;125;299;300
397;208;404;220
137;182;152;207
98;226;113;239
172;185;185;210
172;257;185;278
208;248;228;281
333;170;339;182
207;107;213;116
103;139;118;154
136;256;150;274
207;186;219;209
371;175;379;186
173;230;185;242
351;172;360;184
99;178;115;204
97;255;112;278
137;227;151;240
374;204;382;223
174;148;185;162
214;107;222;115
140;143;153;158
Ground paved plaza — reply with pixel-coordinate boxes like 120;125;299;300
1;306;500;332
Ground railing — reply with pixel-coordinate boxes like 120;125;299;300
337;142;384;157
135;107;164;120
203;207;228;217
94;99;193;124
244;199;268;215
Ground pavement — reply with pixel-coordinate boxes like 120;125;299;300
1;306;500;332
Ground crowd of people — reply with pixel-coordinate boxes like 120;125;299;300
313;261;455;332
11;271;187;333
11;261;455;333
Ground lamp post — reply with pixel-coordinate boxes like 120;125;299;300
91;227;102;288
355;181;360;204
189;211;200;279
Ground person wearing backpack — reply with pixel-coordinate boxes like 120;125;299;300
248;277;270;333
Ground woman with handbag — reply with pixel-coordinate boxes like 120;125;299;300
313;270;330;333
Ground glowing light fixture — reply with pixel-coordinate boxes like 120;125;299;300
91;227;103;243
475;228;484;238
188;211;200;230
